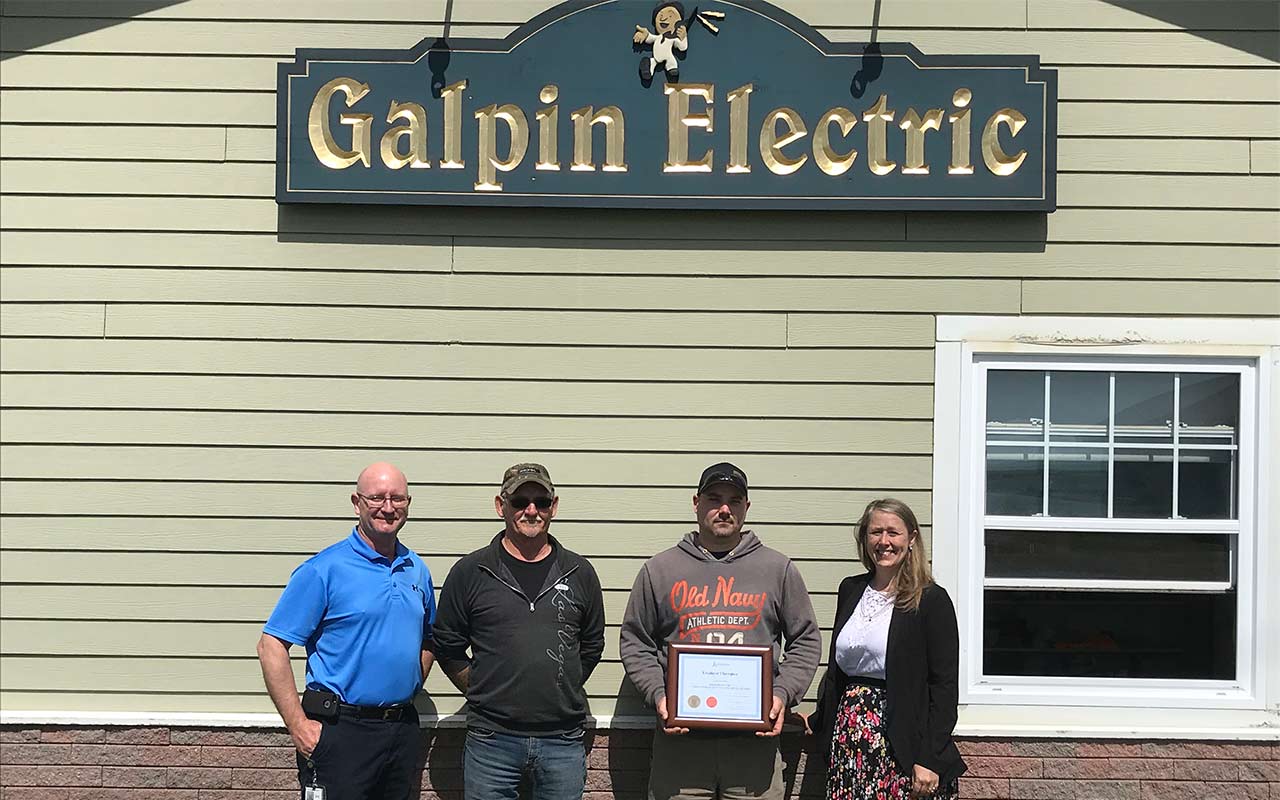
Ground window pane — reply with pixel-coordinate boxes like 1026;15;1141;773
1047;448;1107;517
985;530;1231;582
987;370;1044;442
1115;372;1173;444
1113;448;1173;518
986;447;1043;516
983;590;1236;679
1179;449;1236;520
1048;371;1108;444
1180;373;1239;447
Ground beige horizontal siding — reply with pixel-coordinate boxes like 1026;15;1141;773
0;585;838;627
1021;279;1280;316
4;236;1277;280
8;198;1280;246
1253;140;1280;174
0;517;923;559
9;55;1280;104
0;550;862;596
0;447;929;490
0;410;936;452
0;374;935;418
0;268;1026;313
0;480;933;524
3;0;1277;717
8;0;1275;32
0;304;103;336
8;160;1280;210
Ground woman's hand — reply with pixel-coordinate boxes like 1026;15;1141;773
911;763;940;798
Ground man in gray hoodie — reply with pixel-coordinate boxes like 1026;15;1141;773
619;462;821;800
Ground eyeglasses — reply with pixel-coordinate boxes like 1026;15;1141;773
358;493;411;508
506;493;554;510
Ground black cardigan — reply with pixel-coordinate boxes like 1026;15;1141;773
812;573;966;785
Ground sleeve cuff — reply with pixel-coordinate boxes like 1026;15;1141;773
261;625;307;647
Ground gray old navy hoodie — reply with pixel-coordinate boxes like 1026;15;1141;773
619;530;822;709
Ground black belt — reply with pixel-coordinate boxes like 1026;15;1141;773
302;688;414;721
337;702;413;721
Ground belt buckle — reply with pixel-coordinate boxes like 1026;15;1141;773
381;707;399;721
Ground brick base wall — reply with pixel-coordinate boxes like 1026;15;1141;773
2;726;1277;799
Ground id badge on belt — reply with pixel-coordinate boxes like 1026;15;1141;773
305;759;325;800
305;778;326;800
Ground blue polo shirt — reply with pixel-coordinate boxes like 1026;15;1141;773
264;527;435;706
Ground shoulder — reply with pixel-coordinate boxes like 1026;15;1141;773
556;545;598;576
838;572;870;597
299;536;357;577
919;582;957;617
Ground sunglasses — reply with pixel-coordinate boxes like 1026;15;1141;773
507;493;554;510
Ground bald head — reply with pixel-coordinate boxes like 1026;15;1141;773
352;462;411;545
356;461;408;495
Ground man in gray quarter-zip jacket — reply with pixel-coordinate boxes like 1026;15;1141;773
432;463;605;800
619;462;821;800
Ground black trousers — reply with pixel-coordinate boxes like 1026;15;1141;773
296;709;421;800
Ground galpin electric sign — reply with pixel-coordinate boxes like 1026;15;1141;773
276;0;1057;210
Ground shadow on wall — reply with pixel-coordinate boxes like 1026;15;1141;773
276;205;1050;257
1103;1;1280;62
0;1;189;60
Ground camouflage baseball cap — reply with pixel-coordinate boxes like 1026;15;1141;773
501;463;555;496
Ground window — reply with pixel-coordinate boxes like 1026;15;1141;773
932;318;1275;711
979;361;1247;685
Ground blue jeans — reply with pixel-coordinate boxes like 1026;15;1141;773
463;726;587;800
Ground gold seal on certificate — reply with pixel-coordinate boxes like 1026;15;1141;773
665;643;774;731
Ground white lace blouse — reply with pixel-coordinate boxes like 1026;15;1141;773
833;584;895;680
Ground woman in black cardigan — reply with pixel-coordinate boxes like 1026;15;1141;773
810;498;965;799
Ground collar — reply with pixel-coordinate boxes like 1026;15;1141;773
347;526;411;567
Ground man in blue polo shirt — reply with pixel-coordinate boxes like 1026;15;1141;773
257;462;435;800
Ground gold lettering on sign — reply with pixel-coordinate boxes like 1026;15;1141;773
760;108;807;175
982;107;1027;176
899;107;944;175
536;85;560;171
308;77;372;169
474;104;529;191
380;101;430;170
862;94;896;176
812;107;857;176
665;83;714;173
726;83;753;174
440;80;467;170
948;88;973;175
571;106;627;172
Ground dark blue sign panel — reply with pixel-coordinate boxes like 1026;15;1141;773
277;0;1056;210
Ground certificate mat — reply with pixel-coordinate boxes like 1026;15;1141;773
665;643;774;731
676;652;763;721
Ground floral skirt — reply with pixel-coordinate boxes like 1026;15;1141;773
827;682;959;800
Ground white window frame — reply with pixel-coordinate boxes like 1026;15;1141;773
932;317;1277;714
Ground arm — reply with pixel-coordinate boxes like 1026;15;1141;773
617;564;667;707
772;560;823;708
430;562;474;696
918;585;961;776
256;633;321;755
578;562;606;683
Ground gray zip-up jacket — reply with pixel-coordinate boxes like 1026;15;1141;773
618;530;821;708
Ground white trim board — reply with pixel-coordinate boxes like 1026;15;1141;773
937;316;1280;346
3;709;1278;740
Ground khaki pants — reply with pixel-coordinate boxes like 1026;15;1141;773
648;728;785;800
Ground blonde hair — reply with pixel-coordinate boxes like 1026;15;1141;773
856;497;933;612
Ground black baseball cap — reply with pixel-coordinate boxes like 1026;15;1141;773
697;462;748;496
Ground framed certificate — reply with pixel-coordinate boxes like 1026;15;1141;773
665;643;774;731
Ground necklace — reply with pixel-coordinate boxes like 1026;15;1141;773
857;585;895;622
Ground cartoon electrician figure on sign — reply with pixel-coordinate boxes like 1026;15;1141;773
633;2;725;84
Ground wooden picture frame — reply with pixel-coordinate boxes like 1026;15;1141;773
665;642;774;732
